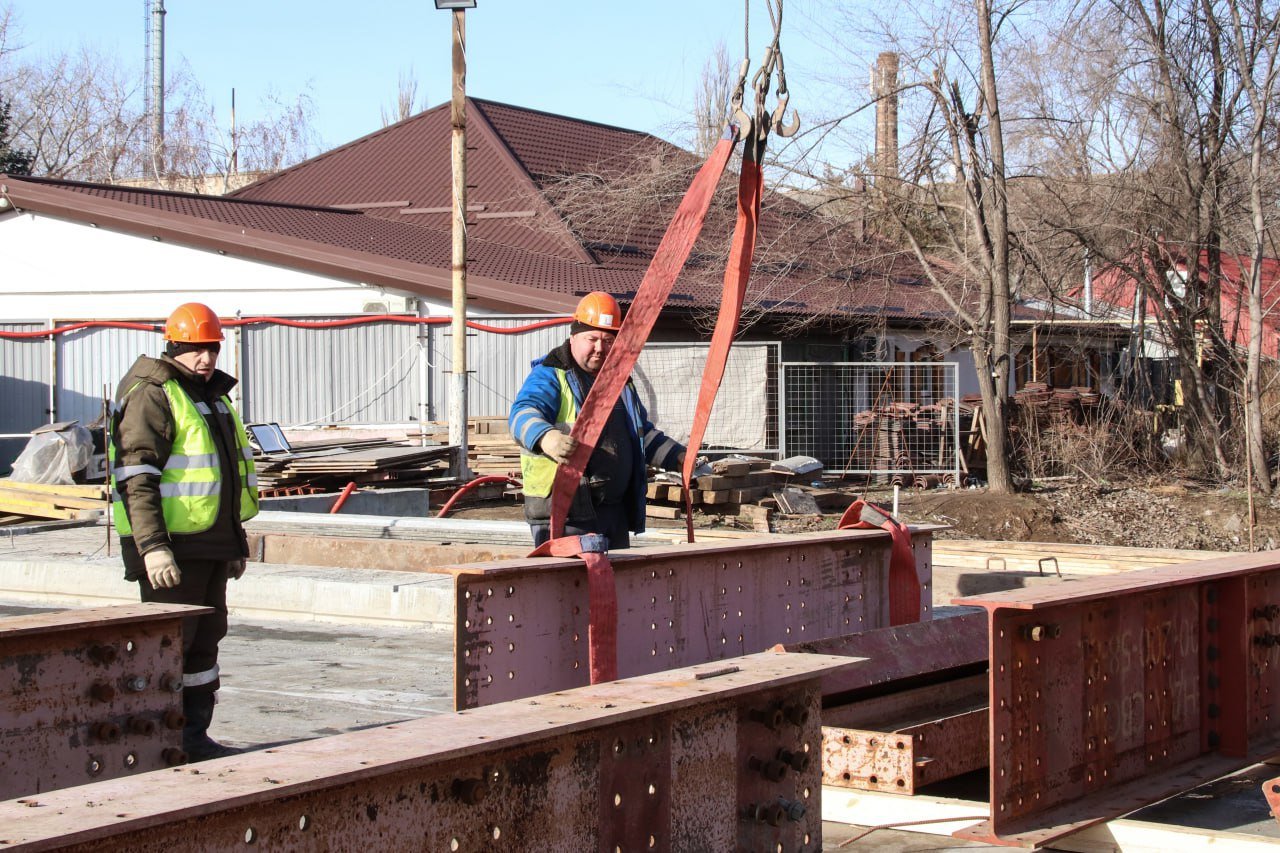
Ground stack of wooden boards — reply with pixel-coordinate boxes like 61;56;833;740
644;457;850;520
255;437;454;494
0;479;107;521
417;417;522;478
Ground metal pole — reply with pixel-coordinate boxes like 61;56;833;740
448;8;472;478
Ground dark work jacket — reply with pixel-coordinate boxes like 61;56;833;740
111;355;248;580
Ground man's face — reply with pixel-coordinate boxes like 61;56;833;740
569;329;615;373
173;344;220;381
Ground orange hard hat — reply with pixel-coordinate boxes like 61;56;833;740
573;292;622;332
164;303;224;344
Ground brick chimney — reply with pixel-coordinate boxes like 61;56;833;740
872;52;899;181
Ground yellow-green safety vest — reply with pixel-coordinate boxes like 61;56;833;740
520;369;577;498
109;380;259;536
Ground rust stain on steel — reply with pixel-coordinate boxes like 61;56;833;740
0;651;851;852
952;551;1280;848
822;706;987;795
783;609;986;702
453;527;933;709
247;532;525;571
0;604;203;801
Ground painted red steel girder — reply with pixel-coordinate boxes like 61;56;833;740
0;604;204;801
448;527;935;709
0;651;854;852
1264;775;1280;825
954;551;1280;847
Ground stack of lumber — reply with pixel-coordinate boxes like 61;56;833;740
644;457;842;519
256;440;454;493
932;539;1221;577
419;417;522;478
0;479;107;520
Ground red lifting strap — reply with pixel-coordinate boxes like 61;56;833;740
545;127;740;539
527;127;741;686
837;499;922;625
527;533;618;684
681;154;764;540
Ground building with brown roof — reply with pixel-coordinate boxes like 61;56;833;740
0;98;1127;472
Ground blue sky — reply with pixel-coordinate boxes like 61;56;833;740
6;0;878;167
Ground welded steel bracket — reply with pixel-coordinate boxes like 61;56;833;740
954;551;1280;847
0;603;205;800
1;651;855;852
450;527;934;709
1264;775;1280;825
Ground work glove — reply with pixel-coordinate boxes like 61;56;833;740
227;559;246;580
143;547;181;589
540;429;578;465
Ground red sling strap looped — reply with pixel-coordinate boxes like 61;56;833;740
681;152;765;540
527;532;618;684
837;499;921;625
547;127;741;540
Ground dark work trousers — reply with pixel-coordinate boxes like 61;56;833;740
138;558;230;695
530;502;631;550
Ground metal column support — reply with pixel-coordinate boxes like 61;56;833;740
0;651;855;852
953;551;1280;848
0;604;205;801
450;527;934;709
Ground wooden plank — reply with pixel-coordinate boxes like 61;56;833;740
0;487;107;510
0;479;106;499
0;496;84;519
644;504;683;519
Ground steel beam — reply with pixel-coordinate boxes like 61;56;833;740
0;604;204;801
782;612;990;795
0;651;854;852
1264;775;1280;826
953;551;1280;847
449;527;933;709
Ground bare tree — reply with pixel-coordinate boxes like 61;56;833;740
692;42;736;157
381;67;427;128
1225;0;1280;492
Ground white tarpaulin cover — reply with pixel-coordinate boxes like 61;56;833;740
631;344;769;450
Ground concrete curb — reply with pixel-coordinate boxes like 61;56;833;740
0;558;456;631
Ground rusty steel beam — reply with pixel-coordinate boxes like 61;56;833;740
448;527;934;710
0;604;205;801
782;609;986;704
953;551;1280;848
822;704;988;795
1264;775;1280;826
0;651;855;852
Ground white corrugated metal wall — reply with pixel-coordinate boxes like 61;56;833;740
240;319;417;426
0;324;51;471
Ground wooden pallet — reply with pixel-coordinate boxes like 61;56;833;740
0;480;107;520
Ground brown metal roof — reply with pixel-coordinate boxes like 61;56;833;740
4;99;1024;327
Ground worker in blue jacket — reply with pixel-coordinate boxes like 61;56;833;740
510;292;688;548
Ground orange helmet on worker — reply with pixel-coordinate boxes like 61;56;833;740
573;292;622;333
164;302;224;344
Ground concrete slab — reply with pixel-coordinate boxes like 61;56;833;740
0;522;457;629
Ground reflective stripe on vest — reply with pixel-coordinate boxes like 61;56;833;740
109;380;259;536
520;369;577;498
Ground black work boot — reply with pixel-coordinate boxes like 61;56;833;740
182;690;241;761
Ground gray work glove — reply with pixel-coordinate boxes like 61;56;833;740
539;429;578;465
227;559;246;580
143;547;182;589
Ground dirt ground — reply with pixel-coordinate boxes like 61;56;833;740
448;477;1280;553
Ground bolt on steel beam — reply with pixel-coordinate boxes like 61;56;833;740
0;650;857;852
448;527;935;709
952;551;1280;848
0;604;205;801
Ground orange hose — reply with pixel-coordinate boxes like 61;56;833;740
437;475;521;518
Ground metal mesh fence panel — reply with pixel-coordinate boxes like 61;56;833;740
781;362;961;480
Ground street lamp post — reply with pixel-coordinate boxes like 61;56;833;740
435;0;476;478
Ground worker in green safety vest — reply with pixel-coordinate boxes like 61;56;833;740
108;302;259;762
